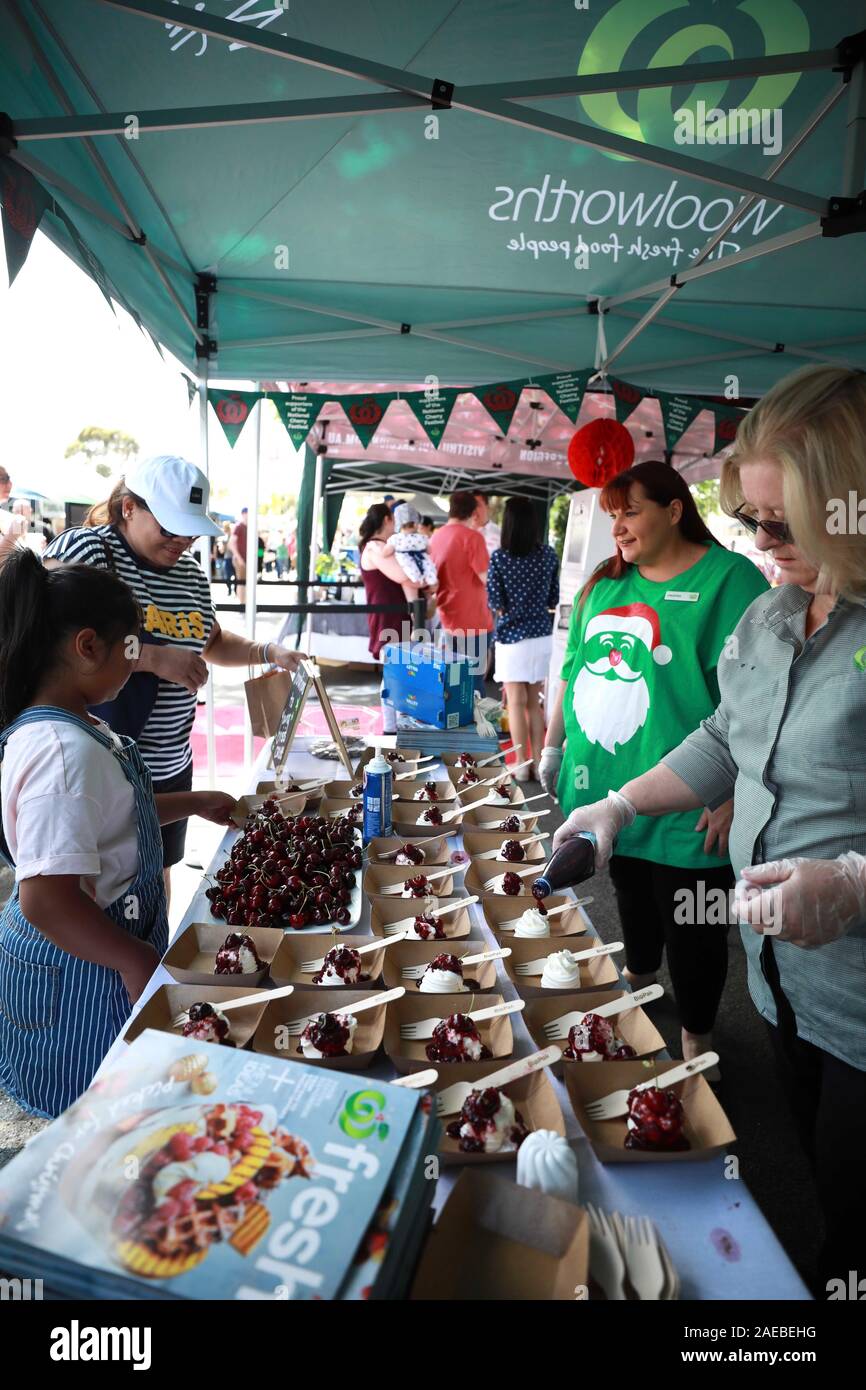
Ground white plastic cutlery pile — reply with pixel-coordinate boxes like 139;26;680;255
587;1205;679;1300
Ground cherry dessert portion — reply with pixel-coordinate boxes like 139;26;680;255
349;783;364;799
562;1013;637;1061
419;805;443;825
418;781;440;801
298;1011;354;1057
418;952;480;991
412;913;446;940
425;1012;492;1064
457;768;479;786
500;839;526;863
501;871;523;896
498;814;521;832
456;753;477;768
312;945;369;986
394;842;425;866
181;1001;235;1047
403;874;432;898
445;1086;529;1153
624;1084;690;1151
214;932;264;975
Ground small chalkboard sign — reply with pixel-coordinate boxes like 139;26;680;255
270;659;354;778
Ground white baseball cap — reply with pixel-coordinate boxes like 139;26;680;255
125;455;223;538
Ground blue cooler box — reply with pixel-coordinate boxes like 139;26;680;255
381;643;475;729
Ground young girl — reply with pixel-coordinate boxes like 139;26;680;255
0;549;235;1118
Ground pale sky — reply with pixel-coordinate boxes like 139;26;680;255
0;231;305;515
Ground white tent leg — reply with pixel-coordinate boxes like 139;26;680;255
306;448;324;651
197;360;216;790
244;386;262;770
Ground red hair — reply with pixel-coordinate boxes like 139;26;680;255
578;460;719;610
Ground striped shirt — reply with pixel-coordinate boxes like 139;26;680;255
44;525;215;781
663;584;866;1070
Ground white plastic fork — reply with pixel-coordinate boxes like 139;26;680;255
390;1068;438;1088
499;897;593;931
381;896;480;936
587;1204;627;1301
583;1051;720;1121
435;1046;561;1117
618;1215;667;1301
475;743;522;768
170;983;294;1029
400;997;525;1040
541;983;665;1040
380;865;456;896
476;807;552;824
400;946;511;981
514;940;623;977
300;933;408;972
281;986;406;1037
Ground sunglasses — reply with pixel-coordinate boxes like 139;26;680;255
137;501;198;543
733;507;792;546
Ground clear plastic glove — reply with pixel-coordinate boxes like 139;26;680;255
551;789;637;870
538;745;564;796
733;852;866;949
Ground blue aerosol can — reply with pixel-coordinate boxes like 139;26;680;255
362;744;393;843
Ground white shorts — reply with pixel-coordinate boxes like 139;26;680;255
494;634;553;684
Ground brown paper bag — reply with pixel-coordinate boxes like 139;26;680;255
244;666;294;737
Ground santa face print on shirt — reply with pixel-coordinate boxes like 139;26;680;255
572;602;672;755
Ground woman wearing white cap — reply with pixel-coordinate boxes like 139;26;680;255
44;457;304;890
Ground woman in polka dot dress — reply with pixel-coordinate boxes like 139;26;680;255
487;497;560;780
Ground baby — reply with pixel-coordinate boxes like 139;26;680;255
383;502;438;602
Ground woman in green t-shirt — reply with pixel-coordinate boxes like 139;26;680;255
540;461;768;1069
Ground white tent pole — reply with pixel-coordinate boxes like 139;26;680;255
244;386;262;770
198;361;216;790
306;447;325;651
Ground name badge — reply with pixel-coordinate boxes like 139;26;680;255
665;590;700;602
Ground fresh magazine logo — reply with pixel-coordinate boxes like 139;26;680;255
339;1088;390;1142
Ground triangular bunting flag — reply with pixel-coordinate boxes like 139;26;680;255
337;392;395;449
536;369;591;425
610;377;644;425
657;390;705;450
0;157;53;286
403;385;462;447
182;373;197;406
711;404;744;456
208;388;260;447
273;391;326;450
474;379;525;437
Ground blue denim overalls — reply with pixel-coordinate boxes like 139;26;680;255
0;707;168;1118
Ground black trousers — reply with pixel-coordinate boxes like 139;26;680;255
760;938;866;1295
608;855;733;1035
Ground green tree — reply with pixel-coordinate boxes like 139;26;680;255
690;478;720;522
549;492;571;561
65;427;139;479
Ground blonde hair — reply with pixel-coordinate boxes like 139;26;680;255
720;365;866;599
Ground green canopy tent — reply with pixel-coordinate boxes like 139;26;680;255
2;0;865;769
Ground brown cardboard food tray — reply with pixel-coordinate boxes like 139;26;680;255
230;791;306;826
482;893;589;941
522;990;666;1070
505;934;621;996
162;923;282;987
457;779;525;808
461;829;547;864
389;777;459;803
464;862;545;900
370;895;475;941
363;862;456;900
319;796;364;826
255;780;324;809
440;751;506;768
270;933;386;989
381;940;505;994
411;1170;588;1299
446;763;514;790
124;983;270;1047
322;778;364;800
384;991;513;1074
357;746;422;769
251;987;388;1071
434;1067;566;1166
462;802;540;832
367;835;450;866
564;1057;737;1163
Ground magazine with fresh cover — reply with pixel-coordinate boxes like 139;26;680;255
0;1031;427;1301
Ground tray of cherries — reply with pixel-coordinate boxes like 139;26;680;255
204;799;363;933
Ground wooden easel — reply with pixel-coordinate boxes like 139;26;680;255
270;658;353;778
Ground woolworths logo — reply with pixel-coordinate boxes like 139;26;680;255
338;1088;389;1141
576;0;808;151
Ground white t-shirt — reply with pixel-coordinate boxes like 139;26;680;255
1;718;138;909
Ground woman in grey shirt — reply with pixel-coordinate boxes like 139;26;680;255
553;365;866;1294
